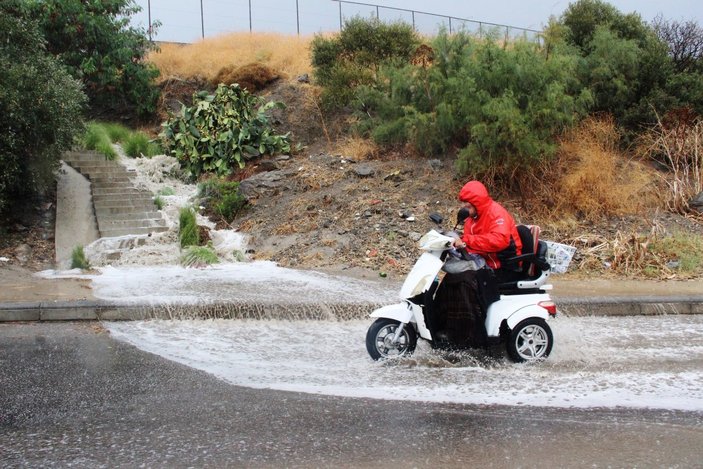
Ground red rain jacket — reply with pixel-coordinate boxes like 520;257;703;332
458;181;522;269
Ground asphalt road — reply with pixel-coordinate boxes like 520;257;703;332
1;322;701;468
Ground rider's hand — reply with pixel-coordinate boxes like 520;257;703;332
453;238;467;249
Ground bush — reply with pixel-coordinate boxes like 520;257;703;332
0;1;86;217
123;132;161;158
178;207;200;248
70;245;90;270
180;245;219;267
28;0;161;120
83;123;117;160
355;31;591;180
198;179;248;223
311;16;420;107
160;84;290;178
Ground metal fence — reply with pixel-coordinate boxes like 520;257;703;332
133;0;542;44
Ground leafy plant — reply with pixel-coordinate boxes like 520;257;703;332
311;16;420;107
160;84;290;178
28;0;161;120
178;207;199;248
158;187;175;196
83;123;117;160
180;245;220;267
197;179;248;223
153;195;164;210
123;131;161;158
0;1;86;217
70;245;90;270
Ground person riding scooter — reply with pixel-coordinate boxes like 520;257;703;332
432;181;523;348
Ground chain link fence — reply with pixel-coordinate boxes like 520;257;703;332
132;0;542;44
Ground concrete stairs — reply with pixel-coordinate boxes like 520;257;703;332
62;151;169;238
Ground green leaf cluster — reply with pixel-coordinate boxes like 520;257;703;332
26;0;161;120
311;16;420;107
0;0;86;217
160;84;290;178
178;207;199;248
197;179;248;223
355;30;592;175
554;0;702;136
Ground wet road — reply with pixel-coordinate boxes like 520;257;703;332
1;322;702;468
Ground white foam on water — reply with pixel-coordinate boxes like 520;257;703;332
105;314;703;410
63;262;399;305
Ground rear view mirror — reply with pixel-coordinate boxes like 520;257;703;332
456;207;471;226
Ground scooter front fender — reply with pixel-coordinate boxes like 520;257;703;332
369;302;432;340
369;302;414;323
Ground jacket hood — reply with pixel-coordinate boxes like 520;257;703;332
458;181;492;214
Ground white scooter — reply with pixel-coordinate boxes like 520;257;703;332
365;210;557;363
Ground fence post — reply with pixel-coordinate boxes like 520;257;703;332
200;0;204;39
412;10;415;31
296;0;300;35
147;0;152;41
249;0;252;33
338;1;342;30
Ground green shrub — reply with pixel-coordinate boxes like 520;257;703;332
311;16;420;107
198;179;248;223
180;246;219;267
153;195;164;210
158;187;175;196
0;1;86;217
102;122;131;143
70;245;90;270
178;207;199;248
160;84;290;178
650;231;703;275
83;123;117;160
28;0;161;120
355;31;591;177
123;131;161;158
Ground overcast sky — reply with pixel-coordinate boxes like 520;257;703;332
131;0;702;43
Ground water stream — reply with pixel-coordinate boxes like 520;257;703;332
106;314;703;411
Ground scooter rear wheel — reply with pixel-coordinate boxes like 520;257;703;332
506;318;553;363
366;318;417;360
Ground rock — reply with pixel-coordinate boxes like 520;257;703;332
297;74;310;83
256;159;280;171
354;165;375;178
689;191;703;212
238;170;289;199
428;159;443;171
14;244;32;264
383;170;403;182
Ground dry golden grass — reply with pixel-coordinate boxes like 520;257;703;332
334;136;379;161
526;117;662;222
149;32;314;83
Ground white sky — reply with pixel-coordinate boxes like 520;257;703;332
131;0;702;43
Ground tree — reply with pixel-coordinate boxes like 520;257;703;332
27;0;160;120
0;0;86;217
652;16;703;73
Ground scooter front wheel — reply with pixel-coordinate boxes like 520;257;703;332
507;318;553;363
366;318;417;360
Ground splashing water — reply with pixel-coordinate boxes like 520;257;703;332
106;314;703;410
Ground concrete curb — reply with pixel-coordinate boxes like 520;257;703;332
1;296;703;322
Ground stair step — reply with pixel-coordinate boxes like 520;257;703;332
100;226;170;238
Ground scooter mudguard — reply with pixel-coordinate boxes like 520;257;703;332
369;303;414;323
505;305;550;330
485;298;551;337
369;302;433;340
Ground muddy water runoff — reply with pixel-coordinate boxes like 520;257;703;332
106;314;703;411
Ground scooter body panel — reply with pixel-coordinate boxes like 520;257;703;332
399;252;444;299
485;292;552;337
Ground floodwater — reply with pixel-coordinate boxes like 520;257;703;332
106;313;703;411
